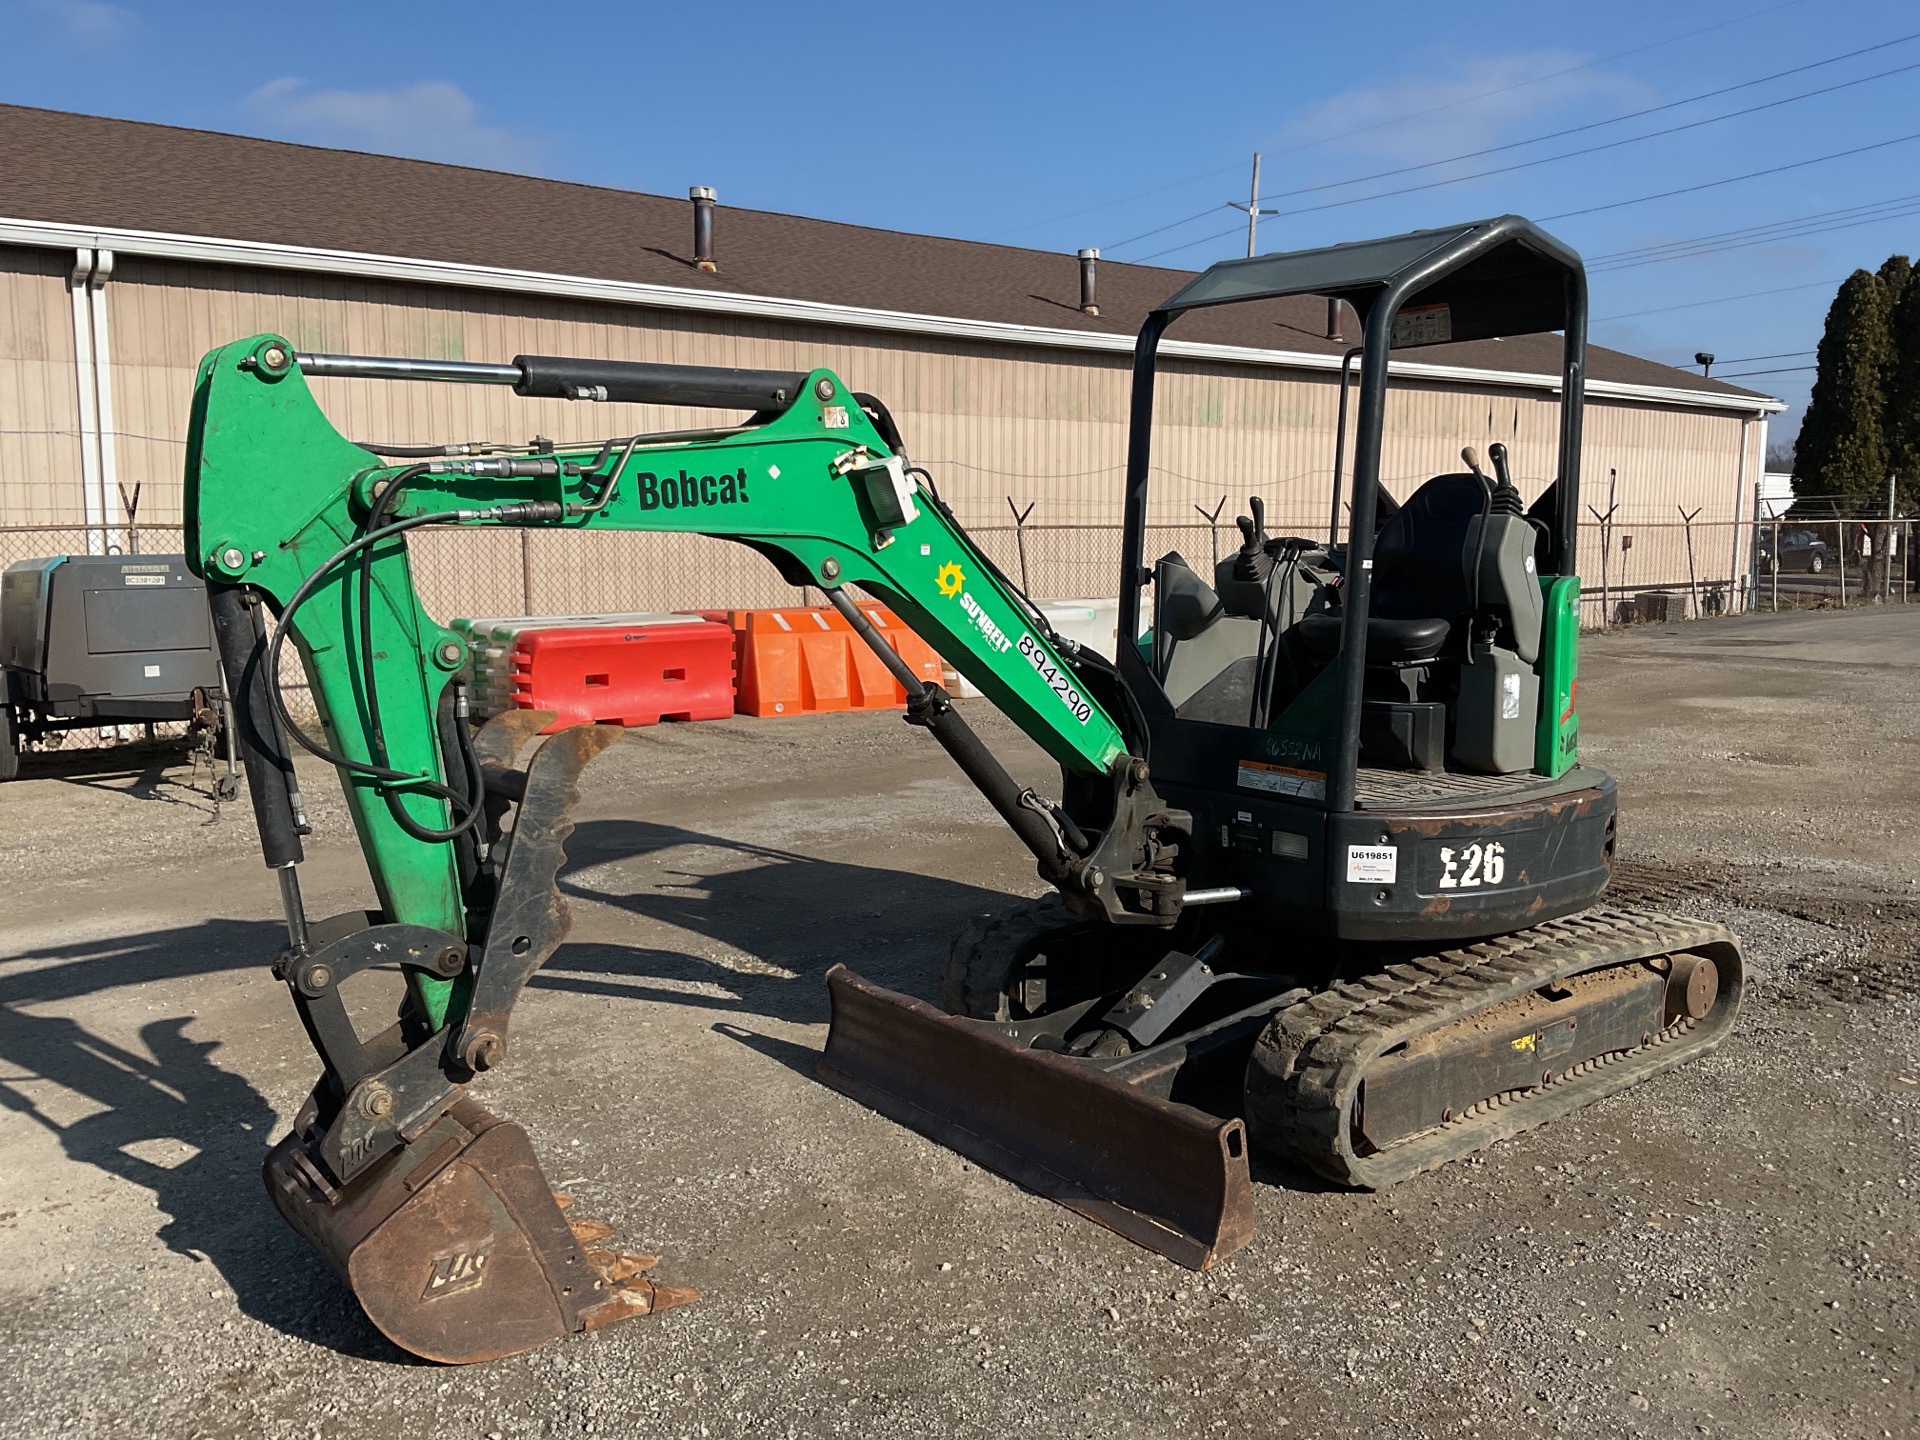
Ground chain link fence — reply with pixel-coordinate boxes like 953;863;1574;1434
5;508;1911;743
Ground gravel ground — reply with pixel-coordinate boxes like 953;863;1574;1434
0;605;1915;1439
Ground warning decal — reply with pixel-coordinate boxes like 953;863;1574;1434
1236;760;1326;800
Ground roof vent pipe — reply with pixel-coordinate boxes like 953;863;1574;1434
690;186;717;273
1325;295;1344;342
1077;248;1099;316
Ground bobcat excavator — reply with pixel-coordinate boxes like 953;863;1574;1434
184;216;1742;1364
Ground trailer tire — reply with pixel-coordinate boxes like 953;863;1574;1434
0;706;19;782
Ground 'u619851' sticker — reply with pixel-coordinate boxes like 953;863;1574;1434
1017;633;1092;725
1346;845;1398;884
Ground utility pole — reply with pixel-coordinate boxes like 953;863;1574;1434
1228;153;1279;258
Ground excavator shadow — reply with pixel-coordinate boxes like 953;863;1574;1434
542;820;1349;1202
539;817;1019;1026
0;918;407;1362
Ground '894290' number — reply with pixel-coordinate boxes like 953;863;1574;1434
1016;633;1093;725
1438;841;1506;889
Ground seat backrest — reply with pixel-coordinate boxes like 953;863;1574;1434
1154;552;1223;641
1370;473;1486;621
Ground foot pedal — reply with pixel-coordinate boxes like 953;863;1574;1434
265;1099;695;1363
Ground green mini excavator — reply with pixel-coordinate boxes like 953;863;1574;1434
185;216;1742;1363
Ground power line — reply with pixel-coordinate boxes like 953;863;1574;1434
1099;0;1811;254
1108;206;1238;254
982;161;1245;244
1264;0;1812;161
1133;224;1246;264
1138;131;1920;267
1544;129;1920;221
1713;350;1816;364
1714;364;1818;378
1255;60;1920;223
1589;192;1920;268
1594;277;1847;322
1255;32;1920;205
1591;202;1920;272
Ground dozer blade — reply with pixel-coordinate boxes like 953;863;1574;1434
265;1098;697;1364
817;965;1254;1270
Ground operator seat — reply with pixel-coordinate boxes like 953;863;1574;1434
1294;472;1489;662
1294;471;1547;772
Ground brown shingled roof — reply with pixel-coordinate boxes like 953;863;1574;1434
0;103;1768;403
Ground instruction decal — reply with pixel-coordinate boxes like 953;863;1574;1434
1346;845;1398;884
1237;759;1325;800
1391;302;1452;347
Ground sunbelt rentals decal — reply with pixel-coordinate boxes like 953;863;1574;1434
939;562;1091;726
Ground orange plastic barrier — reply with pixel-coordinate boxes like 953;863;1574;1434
495;619;736;732
696;604;943;717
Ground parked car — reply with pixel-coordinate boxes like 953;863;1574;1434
1755;527;1828;573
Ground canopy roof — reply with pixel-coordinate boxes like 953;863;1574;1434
1154;215;1581;349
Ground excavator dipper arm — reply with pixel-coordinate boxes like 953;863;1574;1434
184;337;1205;1361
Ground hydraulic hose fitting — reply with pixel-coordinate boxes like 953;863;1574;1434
425;456;562;479
486;501;566;524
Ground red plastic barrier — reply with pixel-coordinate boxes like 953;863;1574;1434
502;619;735;732
696;605;943;717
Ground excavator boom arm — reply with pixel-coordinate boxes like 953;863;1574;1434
185;337;1139;1015
189;343;1125;749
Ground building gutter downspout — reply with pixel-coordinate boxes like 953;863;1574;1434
1729;413;1756;613
65;246;121;554
90;248;121;553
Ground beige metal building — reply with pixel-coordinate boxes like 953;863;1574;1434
0;104;1782;622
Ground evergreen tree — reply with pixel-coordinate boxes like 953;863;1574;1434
1794;268;1892;515
1888;271;1920;514
1877;254;1912;311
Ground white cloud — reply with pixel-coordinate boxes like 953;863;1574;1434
29;0;135;42
243;77;541;171
1279;51;1648;168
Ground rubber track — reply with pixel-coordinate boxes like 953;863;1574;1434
942;895;1078;1020
1244;908;1744;1189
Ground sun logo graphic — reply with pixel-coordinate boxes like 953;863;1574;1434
935;562;965;597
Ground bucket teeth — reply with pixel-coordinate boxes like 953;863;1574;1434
567;1216;618;1245
585;1246;662;1281
268;1101;696;1362
550;1191;576;1211
579;1277;702;1330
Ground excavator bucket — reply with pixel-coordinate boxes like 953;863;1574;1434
265;1098;698;1364
818;966;1254;1270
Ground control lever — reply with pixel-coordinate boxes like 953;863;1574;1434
1486;442;1512;490
1486;443;1524;515
1233;495;1275;584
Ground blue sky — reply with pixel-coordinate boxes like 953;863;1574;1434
6;0;1918;442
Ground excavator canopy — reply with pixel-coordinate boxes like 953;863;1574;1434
1153;213;1583;347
